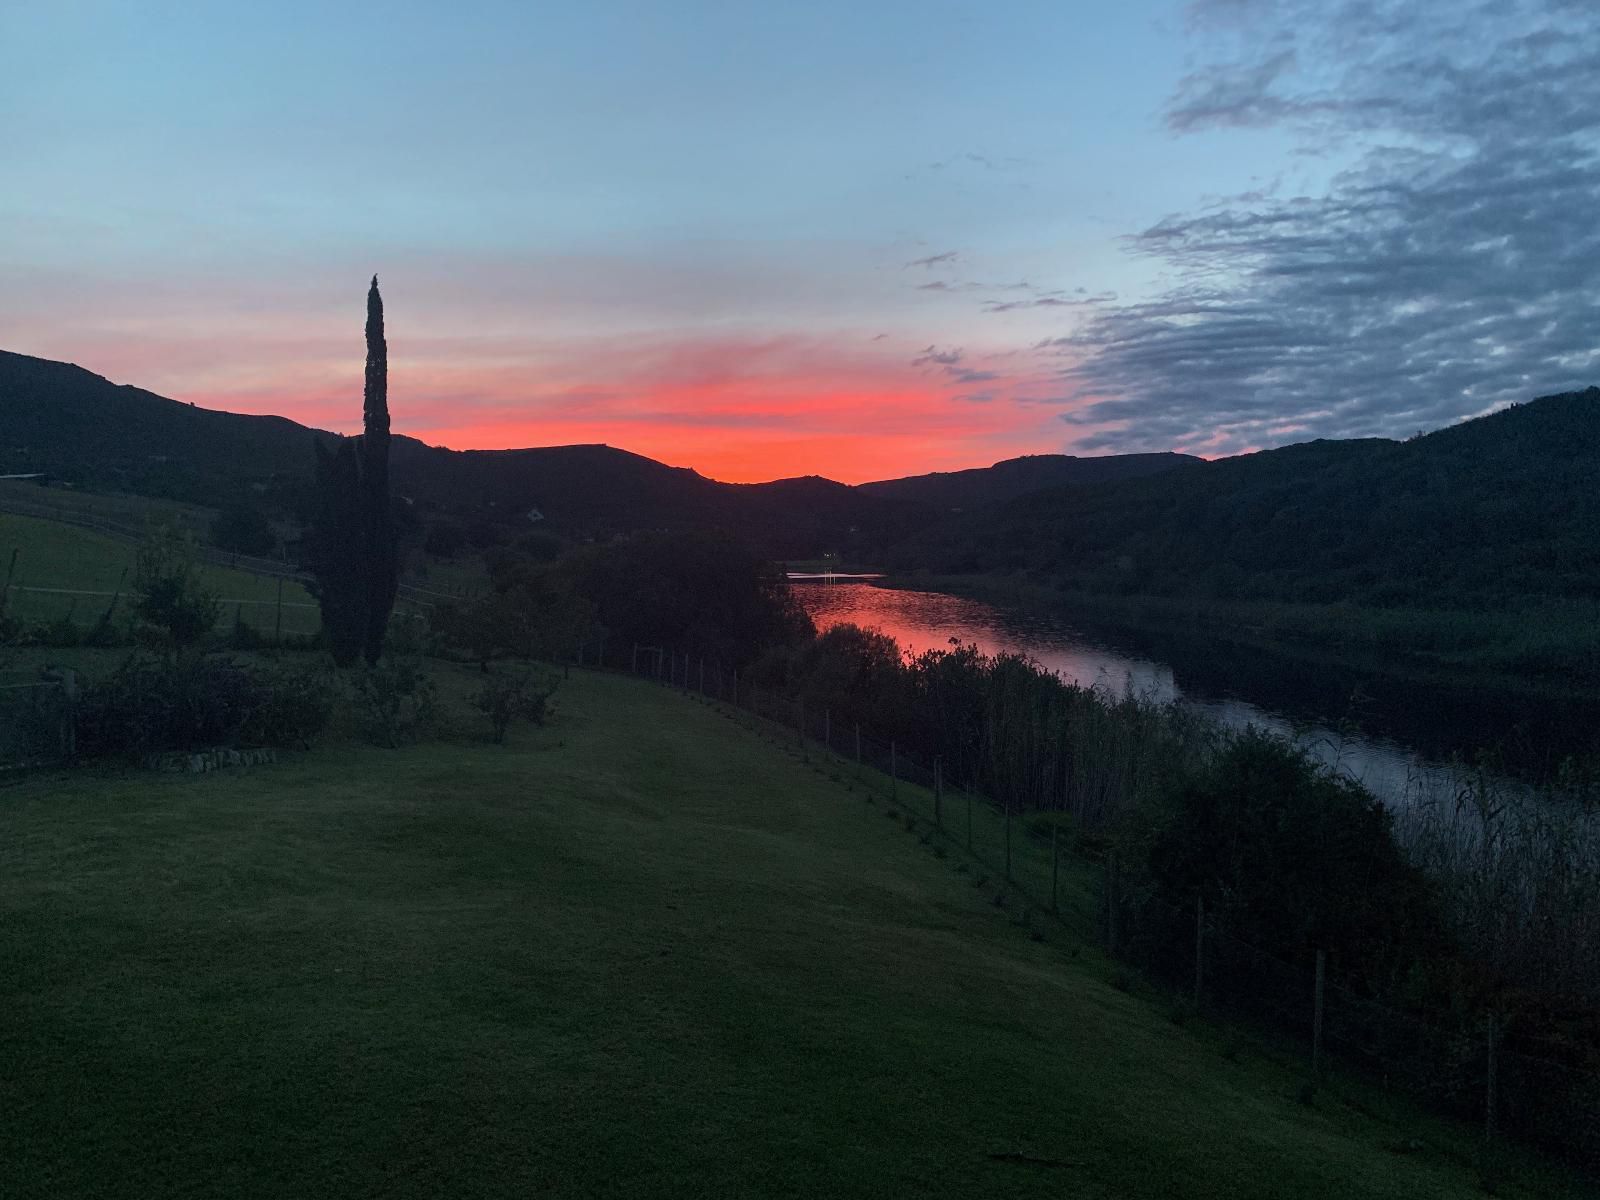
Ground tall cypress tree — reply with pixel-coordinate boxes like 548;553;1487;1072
360;275;398;665
307;277;399;666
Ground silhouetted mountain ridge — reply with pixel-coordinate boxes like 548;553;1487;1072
3;349;1183;557
889;387;1600;610
860;452;1201;509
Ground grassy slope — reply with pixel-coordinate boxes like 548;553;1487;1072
0;669;1569;1198
0;512;321;634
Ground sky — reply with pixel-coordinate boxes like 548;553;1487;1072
3;0;1596;483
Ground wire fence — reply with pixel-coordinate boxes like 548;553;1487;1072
0;496;453;607
0;669;75;769
605;641;1600;1179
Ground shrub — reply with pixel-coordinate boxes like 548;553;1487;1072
473;669;557;743
133;526;220;651
211;503;277;557
73;655;333;760
1147;727;1448;987
37;615;82;648
423;521;467;558
349;658;437;747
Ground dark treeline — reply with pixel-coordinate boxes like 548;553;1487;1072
888;388;1600;686
431;528;814;672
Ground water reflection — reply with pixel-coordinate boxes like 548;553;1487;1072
788;579;1504;812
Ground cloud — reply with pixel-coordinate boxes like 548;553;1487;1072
925;152;1029;172
1166;48;1302;132
984;291;1115;314
904;250;959;269
1044;0;1600;454
912;345;963;367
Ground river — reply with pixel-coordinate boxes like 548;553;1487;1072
788;577;1566;815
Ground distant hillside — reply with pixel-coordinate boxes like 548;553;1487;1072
859;452;1198;510
889;388;1600;611
0;350;331;502
0;351;930;557
388;445;930;558
2;349;1201;558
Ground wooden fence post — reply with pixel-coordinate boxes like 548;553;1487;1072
699;658;705;696
1194;893;1205;1008
824;708;830;750
1107;852;1119;957
60;668;78;760
966;785;973;851
1313;949;1326;1082
890;742;897;800
934;757;942;828
274;574;285;644
1483;1013;1498;1186
1004;798;1012;882
632;644;639;674
854;724;861;776
1051;821;1060;913
797;697;805;752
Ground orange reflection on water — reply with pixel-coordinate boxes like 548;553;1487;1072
790;581;1175;699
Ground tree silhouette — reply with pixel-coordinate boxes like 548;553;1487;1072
306;277;399;666
360;275;398;664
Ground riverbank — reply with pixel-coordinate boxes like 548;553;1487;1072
876;571;1600;777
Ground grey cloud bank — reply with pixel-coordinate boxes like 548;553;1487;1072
1046;0;1600;454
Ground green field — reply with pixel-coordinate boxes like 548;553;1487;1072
0;512;321;635
0;666;1572;1198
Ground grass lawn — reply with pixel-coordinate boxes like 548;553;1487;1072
0;512;320;635
0;668;1577;1198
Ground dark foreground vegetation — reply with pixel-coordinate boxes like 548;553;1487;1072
4;666;1583;1199
4;504;1596;1185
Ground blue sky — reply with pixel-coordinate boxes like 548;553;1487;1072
3;0;1594;480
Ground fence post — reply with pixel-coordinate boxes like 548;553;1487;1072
632;644;639;674
1483;1013;1498;1186
797;697;806;752
934;757;942;828
890;741;897;800
1194;893;1205;1008
60;668;78;760
1004;799;1012;882
966;785;973;850
274;574;285;644
1313;949;1326;1083
1050;821;1059;913
1107;852;1119;957
733;669;739;706
699;658;705;696
824;707;830;750
854;724;861;777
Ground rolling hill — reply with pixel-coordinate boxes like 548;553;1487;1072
859;451;1200;510
0;349;1189;558
888;387;1600;610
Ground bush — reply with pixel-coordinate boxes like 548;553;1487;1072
1147;728;1447;986
211;503;277;557
423;521;467;558
349;658;437;747
133;526;220;651
73;655;333;760
473;669;557;743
